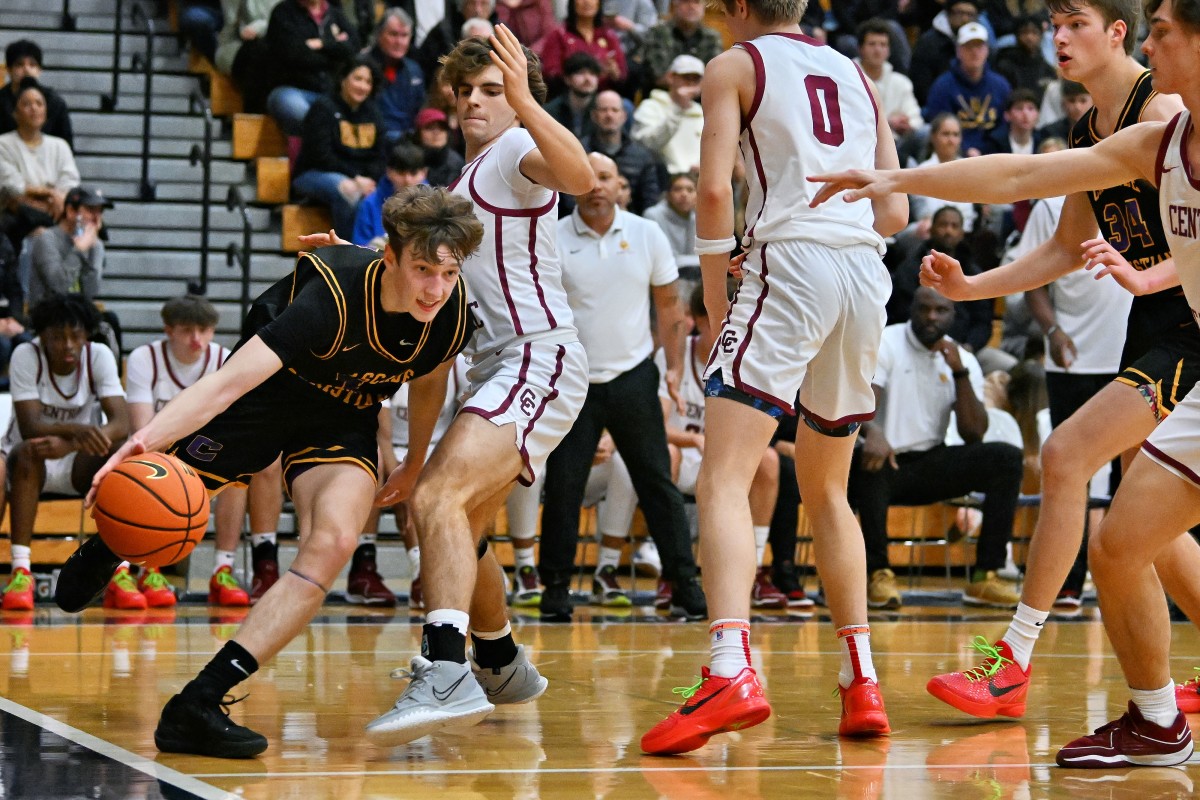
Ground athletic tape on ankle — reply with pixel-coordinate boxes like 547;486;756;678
836;624;870;639
287;567;329;594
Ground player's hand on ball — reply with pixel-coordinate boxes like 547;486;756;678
919;249;973;300
86;437;147;508
807;169;896;206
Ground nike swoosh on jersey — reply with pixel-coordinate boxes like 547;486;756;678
342;344;361;352
431;672;469;701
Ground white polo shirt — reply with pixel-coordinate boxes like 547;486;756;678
557;208;678;383
873;322;985;454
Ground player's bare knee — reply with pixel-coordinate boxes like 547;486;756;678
755;447;780;484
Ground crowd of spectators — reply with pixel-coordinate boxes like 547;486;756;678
2;0;1114;611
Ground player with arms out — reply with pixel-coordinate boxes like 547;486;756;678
810;0;1200;767
817;0;1200;724
52;185;484;759
363;27;600;744
640;0;907;755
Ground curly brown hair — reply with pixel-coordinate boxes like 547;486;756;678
381;185;484;266
439;37;548;105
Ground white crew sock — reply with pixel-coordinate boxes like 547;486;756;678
837;624;878;688
753;526;770;566
513;546;536;570
1131;682;1179;727
1002;602;1048;671
250;532;276;548
213;549;236;572
407;546;421;577
709;618;752;678
596;545;621;574
10;545;31;573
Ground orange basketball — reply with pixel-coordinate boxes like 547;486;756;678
92;452;210;568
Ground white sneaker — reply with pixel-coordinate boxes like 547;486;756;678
470;644;548;704
632;540;662;577
366;656;495;745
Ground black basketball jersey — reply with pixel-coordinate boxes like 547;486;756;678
1069;70;1197;367
242;245;477;411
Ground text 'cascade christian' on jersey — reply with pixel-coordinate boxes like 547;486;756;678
736;32;885;254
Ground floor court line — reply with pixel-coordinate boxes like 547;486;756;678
0;696;231;800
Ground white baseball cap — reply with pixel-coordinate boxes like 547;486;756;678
669;54;705;76
956;21;988;46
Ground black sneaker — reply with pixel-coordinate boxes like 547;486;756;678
55;536;122;612
668;577;708;620
540;584;573;622
154;693;268;759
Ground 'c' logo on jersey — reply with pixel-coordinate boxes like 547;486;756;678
186;436;223;463
718;330;738;355
129;459;169;480
519;389;538;415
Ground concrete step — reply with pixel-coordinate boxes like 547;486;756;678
104;202;272;232
91;179;253;203
104;276;281;302
104;299;246;332
5;0;123;14
75;134;233;160
77;155;247;184
35;51;187;72
107;227;282;251
0;11;173;31
0;29;181;57
73;112;215;139
60;88;194;114
42;69;198;96
105;249;295;280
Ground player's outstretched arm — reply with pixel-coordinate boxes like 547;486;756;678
809;122;1164;208
85;336;283;506
490;24;594;196
1084;240;1182;296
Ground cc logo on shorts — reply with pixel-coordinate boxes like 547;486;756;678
519;388;538;415
718;329;739;355
186;436;223;463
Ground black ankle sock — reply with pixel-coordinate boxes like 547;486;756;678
471;632;519;669
252;541;277;562
421;623;467;664
181;641;259;704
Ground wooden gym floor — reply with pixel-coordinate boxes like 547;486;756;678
0;602;1197;799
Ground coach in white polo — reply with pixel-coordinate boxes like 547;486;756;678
848;286;1024;608
537;151;705;621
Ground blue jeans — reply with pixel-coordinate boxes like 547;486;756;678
179;2;223;61
292;170;359;240
267;87;321;136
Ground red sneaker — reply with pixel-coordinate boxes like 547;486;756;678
751;566;787;609
926;637;1030;719
138;568;177;608
208;566;250;607
104;567;147;610
346;554;396;606
654;579;672;611
1175;670;1200;714
2;568;34;611
839;677;891;737
249;548;279;604
641;667;771;755
1056;702;1193;768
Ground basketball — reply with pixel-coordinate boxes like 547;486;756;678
92;452;210;568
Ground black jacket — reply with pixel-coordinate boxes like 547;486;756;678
294;94;387;179
266;0;360;94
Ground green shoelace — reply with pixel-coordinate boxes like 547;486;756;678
961;636;1012;683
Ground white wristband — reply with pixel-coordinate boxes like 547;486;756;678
694;236;737;256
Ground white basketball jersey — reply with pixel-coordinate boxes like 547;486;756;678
1159;111;1200;328
737;33;885;253
390;354;470;450
2;339;123;452
451;127;577;354
655;335;707;434
125;340;228;413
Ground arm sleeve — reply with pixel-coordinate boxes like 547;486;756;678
31;231;76;297
90;344;125;399
8;343;41;402
123;345;155;404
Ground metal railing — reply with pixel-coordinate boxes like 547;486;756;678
188;85;216;296
100;0;124;111
60;0;76;31
130;1;157;201
225;186;254;320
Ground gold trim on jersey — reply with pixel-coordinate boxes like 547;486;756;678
443;279;470;362
295;252;348;359
1080;71;1156;144
364;259;432;364
282;452;377;480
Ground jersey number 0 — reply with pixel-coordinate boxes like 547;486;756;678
805;75;845;147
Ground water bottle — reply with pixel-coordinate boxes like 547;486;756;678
75;218;85;240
